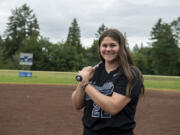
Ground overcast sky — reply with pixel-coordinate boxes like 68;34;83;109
0;0;180;49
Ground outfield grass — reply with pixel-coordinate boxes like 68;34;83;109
143;75;180;91
0;70;180;91
0;70;77;85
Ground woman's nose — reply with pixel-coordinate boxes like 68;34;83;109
106;46;111;51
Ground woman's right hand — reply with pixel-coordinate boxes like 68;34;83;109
78;66;95;82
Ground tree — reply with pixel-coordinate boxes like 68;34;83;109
151;18;179;75
66;18;82;51
86;40;100;66
123;32;130;49
171;17;180;75
95;24;108;39
133;53;148;73
0;36;3;47
132;44;139;54
86;24;108;65
131;44;148;74
171;17;180;47
0;36;5;68
177;48;180;75
138;46;154;74
3;4;39;60
48;43;87;71
19;36;53;71
65;18;89;70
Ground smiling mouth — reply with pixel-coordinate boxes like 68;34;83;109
104;54;114;56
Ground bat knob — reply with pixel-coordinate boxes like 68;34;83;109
76;75;82;81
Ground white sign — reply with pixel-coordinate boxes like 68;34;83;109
19;53;33;65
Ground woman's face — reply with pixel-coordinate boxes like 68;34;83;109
100;37;120;63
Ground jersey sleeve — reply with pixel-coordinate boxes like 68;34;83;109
114;70;142;99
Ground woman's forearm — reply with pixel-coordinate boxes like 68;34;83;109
85;84;130;115
72;83;85;110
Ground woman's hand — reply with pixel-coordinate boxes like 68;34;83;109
78;66;95;82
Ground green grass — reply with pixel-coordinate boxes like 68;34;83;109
0;70;77;85
143;75;180;91
0;70;180;91
144;80;180;91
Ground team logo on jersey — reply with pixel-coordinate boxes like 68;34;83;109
85;82;114;101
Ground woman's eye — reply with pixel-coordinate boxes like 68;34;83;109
110;44;116;47
102;44;107;48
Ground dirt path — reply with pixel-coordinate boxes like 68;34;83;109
0;84;179;135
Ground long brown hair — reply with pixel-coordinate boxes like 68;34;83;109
98;29;145;96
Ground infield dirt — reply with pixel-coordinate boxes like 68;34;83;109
0;84;180;135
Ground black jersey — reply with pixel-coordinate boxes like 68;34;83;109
82;62;142;134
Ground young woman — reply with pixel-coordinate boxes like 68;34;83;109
72;29;145;135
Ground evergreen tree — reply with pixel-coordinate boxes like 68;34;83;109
64;18;89;70
123;32;130;49
95;24;108;39
86;24;108;65
132;44;139;54
171;17;180;47
151;18;178;75
0;36;3;50
171;17;180;75
3;4;39;60
66;18;82;51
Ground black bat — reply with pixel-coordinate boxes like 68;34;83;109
75;61;102;82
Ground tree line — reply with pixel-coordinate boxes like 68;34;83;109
0;4;179;75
